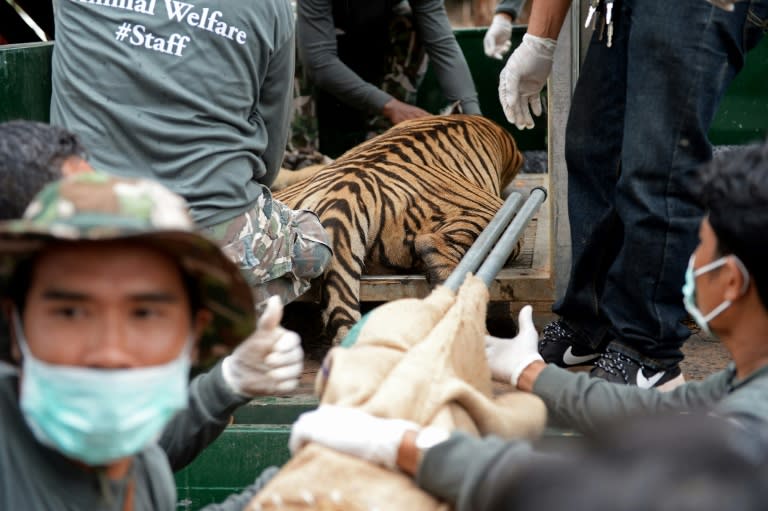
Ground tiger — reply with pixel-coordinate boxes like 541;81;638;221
274;114;524;346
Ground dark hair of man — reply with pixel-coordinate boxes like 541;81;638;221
0;120;86;220
696;140;768;310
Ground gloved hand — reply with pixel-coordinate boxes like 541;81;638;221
484;14;513;60
289;405;418;469
498;33;557;130
485;305;543;386
221;295;303;396
706;0;743;11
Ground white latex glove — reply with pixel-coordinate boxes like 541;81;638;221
484;305;543;386
484;14;513;60
221;295;303;396
498;33;557;130
289;405;418;469
706;0;743;11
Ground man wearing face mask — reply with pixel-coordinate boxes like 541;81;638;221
286;141;768;509
482;140;768;434
0;172;303;510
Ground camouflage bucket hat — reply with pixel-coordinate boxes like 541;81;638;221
0;172;255;370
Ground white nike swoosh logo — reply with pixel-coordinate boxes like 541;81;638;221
636;370;665;389
562;347;599;366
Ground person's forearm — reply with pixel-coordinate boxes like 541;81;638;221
516;359;547;392
396;429;420;475
159;362;250;471
413;0;481;114
296;0;392;113
495;0;525;19
526;0;572;39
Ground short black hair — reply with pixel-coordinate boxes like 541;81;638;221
696;140;768;309
0;120;87;220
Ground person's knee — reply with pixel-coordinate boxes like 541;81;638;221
292;210;332;279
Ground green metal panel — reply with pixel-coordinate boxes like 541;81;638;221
0;41;53;123
174;425;293;510
232;394;319;425
709;36;768;145
173;395;582;511
416;26;548;151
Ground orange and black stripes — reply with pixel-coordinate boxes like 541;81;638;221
274;115;524;345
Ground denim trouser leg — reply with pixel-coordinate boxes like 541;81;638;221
556;0;768;366
553;7;630;351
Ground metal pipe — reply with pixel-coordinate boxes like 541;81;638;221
443;191;524;291
475;187;548;287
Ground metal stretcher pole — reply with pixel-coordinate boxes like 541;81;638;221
475;187;548;288
443;191;524;292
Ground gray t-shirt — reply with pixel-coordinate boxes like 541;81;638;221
50;0;295;227
297;0;480;115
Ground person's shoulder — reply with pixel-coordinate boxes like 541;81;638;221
0;361;17;380
0;362;19;407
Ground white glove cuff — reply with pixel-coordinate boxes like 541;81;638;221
522;33;558;60
510;353;545;387
375;419;419;469
221;355;247;397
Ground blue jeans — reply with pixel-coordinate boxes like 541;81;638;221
555;0;768;369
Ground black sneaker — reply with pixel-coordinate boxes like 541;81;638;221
590;349;685;390
539;320;601;368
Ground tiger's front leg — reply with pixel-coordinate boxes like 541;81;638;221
414;224;524;286
414;230;473;286
321;254;364;346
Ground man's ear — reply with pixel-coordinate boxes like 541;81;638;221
723;257;750;302
190;309;213;366
1;299;21;363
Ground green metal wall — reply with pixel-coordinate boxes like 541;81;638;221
0;41;53;123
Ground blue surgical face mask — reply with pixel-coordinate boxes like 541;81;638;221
14;312;191;466
682;255;750;337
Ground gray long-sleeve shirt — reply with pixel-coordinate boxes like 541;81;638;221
50;0;295;228
297;0;480;115
495;0;525;19
416;363;768;511
533;363;768;433
0;361;263;510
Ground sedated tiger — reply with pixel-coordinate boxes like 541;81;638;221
274;114;524;346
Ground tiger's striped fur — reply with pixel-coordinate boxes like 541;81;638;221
274;114;524;345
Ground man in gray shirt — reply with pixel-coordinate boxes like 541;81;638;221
297;0;481;156
287;139;768;509
50;0;331;306
0;172;303;510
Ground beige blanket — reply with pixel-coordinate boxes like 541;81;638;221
247;275;547;511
